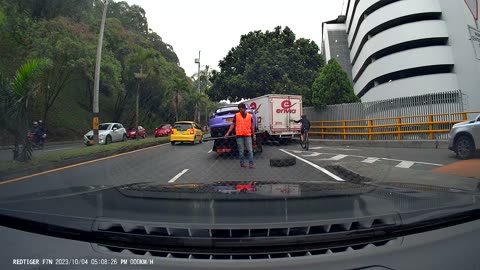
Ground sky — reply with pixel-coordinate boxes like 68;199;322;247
124;0;346;77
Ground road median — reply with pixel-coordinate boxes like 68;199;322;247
0;137;170;182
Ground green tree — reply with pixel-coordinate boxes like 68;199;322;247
169;77;191;122
208;26;323;105
312;59;360;109
30;17;97;123
0;59;51;161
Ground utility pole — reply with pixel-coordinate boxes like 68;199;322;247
194;51;201;123
134;66;146;141
92;0;109;145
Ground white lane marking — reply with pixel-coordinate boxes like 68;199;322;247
301;152;322;157
318;154;348;161
44;147;74;152
207;149;212;153
362;157;380;164
168;169;189;183
395;161;416;168
293;149;444;168
382;158;443;167
309;146;358;151
279;149;344;182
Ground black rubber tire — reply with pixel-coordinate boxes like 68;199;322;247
122;134;127;142
200;135;203;143
270;157;296;167
105;135;112;145
171;141;175;145
455;135;475;160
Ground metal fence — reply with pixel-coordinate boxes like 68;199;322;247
304;90;473;140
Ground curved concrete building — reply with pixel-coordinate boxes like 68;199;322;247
322;0;480;110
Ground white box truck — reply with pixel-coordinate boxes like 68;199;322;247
246;94;302;141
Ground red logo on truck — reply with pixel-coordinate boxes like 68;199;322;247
250;102;257;110
277;100;297;113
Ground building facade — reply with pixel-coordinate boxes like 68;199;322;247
322;0;480;110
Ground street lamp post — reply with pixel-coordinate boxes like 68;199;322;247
92;0;109;145
134;67;146;141
194;51;201;123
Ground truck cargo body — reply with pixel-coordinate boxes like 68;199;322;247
246;94;302;140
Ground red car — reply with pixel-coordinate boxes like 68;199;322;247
127;126;147;139
155;124;172;137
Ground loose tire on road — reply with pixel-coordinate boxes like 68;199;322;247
455;135;475;160
270;157;296;167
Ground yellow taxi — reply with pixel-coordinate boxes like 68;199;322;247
170;121;203;145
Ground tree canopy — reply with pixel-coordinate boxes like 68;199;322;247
207;26;324;105
0;0;214;144
312;59;360;109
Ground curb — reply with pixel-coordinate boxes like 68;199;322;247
308;139;449;149
0;140;169;182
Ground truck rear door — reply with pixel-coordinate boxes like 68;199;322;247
271;96;302;133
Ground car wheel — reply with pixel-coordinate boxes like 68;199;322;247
171;141;175;145
123;134;127;142
105;135;112;145
143;134;146;139
455;135;475;160
200;135;203;143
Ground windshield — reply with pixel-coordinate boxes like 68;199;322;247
99;124;110;131
1;0;480;266
215;106;240;115
174;123;192;131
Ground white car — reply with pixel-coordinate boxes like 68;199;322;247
84;123;127;146
448;114;480;159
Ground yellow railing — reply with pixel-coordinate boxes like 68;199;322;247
310;111;480;140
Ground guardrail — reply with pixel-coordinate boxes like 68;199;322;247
310;111;480;141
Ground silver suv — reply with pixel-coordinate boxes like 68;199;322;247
448;114;480;159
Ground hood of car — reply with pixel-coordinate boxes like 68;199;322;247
453;120;475;128
84;130;110;136
0;181;477;227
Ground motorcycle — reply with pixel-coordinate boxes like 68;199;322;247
27;131;46;149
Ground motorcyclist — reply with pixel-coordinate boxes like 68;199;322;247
32;120;46;146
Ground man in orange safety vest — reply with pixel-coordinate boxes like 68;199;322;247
224;103;256;168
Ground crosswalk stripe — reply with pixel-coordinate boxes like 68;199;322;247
395;161;415;168
302;152;322;157
362;157;380;163
319;154;348;161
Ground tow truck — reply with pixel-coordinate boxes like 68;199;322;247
206;104;263;155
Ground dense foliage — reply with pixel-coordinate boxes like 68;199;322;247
312;59;360;109
207;26;324;106
0;0;210;143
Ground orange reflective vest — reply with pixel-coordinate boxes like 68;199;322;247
235;112;253;136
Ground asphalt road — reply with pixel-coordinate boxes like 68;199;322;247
0;140;477;200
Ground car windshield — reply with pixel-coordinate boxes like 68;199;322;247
215;106;240;115
98;124;110;130
1;0;480;266
174;123;192;131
